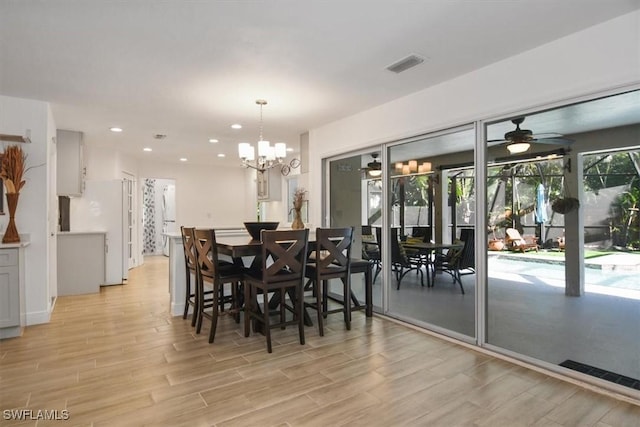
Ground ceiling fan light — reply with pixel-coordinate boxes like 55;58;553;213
507;142;530;154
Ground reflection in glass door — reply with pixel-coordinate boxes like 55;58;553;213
328;152;383;312
386;127;476;339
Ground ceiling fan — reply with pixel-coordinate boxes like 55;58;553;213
490;117;573;154
361;153;382;177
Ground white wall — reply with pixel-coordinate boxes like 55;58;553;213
138;160;251;228
308;10;640;226
0;95;54;324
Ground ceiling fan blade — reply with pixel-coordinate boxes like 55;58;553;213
531;132;564;139
532;137;574;146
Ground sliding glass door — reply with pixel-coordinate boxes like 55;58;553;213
484;90;640;390
386;126;476;339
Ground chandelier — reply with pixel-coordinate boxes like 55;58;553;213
238;99;286;172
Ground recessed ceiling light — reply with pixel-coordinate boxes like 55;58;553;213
143;147;152;152
180;157;187;162
209;138;219;143
217;153;225;158
231;124;242;129
286;147;294;152
109;127;123;132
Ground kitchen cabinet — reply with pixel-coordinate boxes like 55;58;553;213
0;245;27;339
57;232;106;295
257;168;282;201
56;129;85;196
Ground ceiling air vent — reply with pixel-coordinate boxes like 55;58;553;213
386;54;425;74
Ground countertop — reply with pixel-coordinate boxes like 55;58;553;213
57;231;107;236
0;241;30;248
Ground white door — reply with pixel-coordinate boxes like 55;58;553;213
122;174;135;272
48;135;58;304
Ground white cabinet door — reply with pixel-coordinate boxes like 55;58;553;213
0;249;19;328
56;129;84;196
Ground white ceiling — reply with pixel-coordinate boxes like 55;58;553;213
2;1;639;166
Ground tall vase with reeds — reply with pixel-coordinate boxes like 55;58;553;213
1;145;26;243
291;187;306;230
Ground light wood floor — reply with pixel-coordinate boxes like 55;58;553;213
1;257;638;426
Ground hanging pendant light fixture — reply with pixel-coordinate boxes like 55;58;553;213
238;99;287;172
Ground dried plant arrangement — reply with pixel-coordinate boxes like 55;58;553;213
1;145;27;194
292;187;306;210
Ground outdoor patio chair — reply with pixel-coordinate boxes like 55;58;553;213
505;228;539;253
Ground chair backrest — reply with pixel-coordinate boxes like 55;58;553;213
390;227;408;264
180;226;197;271
314;227;353;275
260;229;309;285
193;228;221;280
458;229;475;269
412;226;432;242
505;228;522;242
361;225;379;260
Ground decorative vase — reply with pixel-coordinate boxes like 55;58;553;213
291;208;304;230
3;193;20;243
488;239;504;251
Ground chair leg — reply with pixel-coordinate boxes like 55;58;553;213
297;285;305;346
315;280;324;337
455;269;465;294
232;281;241;324
343;277;351;331
183;273;191;320
208;283;219;343
195;274;204;334
243;282;251;338
263;289;272;353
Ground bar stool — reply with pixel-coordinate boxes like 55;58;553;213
304;227;353;336
192;228;244;343
180;226;200;326
243;229;309;353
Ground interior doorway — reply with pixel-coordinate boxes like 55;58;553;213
142;178;176;256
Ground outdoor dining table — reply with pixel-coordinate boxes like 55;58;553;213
216;233;373;327
401;241;464;287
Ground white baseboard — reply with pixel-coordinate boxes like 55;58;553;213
26;310;51;325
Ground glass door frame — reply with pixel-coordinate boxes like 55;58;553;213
322;147;387;314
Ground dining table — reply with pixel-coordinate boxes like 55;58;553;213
215;232;373;327
401;240;464;287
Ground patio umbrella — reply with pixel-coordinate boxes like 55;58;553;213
535;183;548;224
535;183;548;244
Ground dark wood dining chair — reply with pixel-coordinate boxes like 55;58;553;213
432;229;475;294
180;226;200;326
193;228;245;343
391;227;424;289
304;227;354;336
361;226;382;282
243;229;309;353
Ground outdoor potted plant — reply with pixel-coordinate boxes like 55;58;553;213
488;225;505;251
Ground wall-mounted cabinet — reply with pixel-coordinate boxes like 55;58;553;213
56;129;85;196
257;168;282;201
